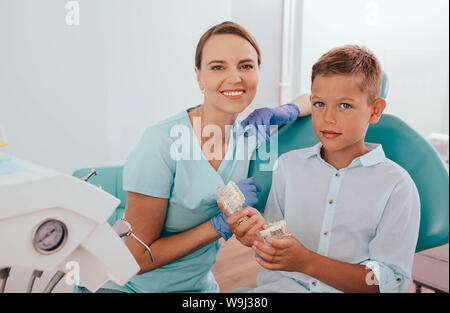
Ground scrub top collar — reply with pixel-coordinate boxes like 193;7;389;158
183;106;241;181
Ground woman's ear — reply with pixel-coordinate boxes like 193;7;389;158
195;67;205;91
369;97;386;124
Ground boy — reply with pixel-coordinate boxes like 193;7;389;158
225;45;420;293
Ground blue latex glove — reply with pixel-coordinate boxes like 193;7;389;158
211;212;233;241
237;103;300;142
236;177;262;208
211;177;262;241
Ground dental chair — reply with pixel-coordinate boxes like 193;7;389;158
73;74;449;291
73;166;127;227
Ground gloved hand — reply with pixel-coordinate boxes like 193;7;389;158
211;212;233;241
236;177;262;208
211;177;262;241
237;103;300;142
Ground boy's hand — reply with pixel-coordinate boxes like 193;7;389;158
217;199;265;247
252;236;312;273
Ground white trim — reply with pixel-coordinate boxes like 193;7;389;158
280;0;296;104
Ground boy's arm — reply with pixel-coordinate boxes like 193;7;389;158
309;176;420;293
254;169;420;293
304;251;379;293
253;236;379;293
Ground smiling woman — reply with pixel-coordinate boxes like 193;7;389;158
75;21;310;293
193;22;261;119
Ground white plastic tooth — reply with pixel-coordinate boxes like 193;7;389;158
217;181;246;213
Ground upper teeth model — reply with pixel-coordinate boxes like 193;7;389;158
217;181;246;214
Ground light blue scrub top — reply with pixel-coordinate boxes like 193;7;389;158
103;106;257;293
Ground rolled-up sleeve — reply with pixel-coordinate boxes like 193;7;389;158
360;260;410;293
361;175;421;293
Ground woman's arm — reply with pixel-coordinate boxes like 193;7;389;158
124;191;221;274
289;93;311;117
239;93;311;141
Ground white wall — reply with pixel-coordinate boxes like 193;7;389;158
230;0;283;116
0;0;283;174
0;0;284;292
1;0;110;174
295;0;449;137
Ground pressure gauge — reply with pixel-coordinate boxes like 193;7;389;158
32;219;68;254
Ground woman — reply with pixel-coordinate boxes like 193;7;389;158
80;21;310;293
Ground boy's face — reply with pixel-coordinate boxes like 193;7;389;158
310;74;385;158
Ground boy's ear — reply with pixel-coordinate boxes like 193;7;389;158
369;98;386;124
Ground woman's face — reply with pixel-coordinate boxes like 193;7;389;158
196;34;260;115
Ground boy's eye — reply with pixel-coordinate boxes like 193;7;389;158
211;65;223;71
340;103;352;109
313;101;325;108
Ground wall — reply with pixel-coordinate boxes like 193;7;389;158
0;0;283;174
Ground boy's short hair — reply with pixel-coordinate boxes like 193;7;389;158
311;45;382;102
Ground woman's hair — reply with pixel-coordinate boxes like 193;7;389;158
311;45;382;102
195;21;261;69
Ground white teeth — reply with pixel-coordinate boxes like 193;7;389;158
223;91;244;96
217;181;245;214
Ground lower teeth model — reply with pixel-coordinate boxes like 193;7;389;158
217;181;246;214
259;220;291;240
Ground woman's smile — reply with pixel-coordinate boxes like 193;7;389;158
221;89;246;100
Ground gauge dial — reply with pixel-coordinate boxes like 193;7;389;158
33;219;67;254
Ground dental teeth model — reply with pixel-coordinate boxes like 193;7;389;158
217;181;246;214
259;220;291;240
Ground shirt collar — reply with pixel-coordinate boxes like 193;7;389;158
303;142;386;167
358;143;386;167
303;142;323;159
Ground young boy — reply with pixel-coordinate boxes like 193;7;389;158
227;45;420;293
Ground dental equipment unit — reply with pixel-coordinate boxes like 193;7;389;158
0;152;145;292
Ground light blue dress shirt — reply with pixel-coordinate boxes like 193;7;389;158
103;106;258;293
253;142;420;293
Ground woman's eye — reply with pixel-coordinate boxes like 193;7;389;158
340;103;352;109
241;64;253;70
211;65;223;71
313;101;325;108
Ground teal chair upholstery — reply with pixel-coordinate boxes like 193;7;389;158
73;166;126;226
248;114;449;252
380;72;389;99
